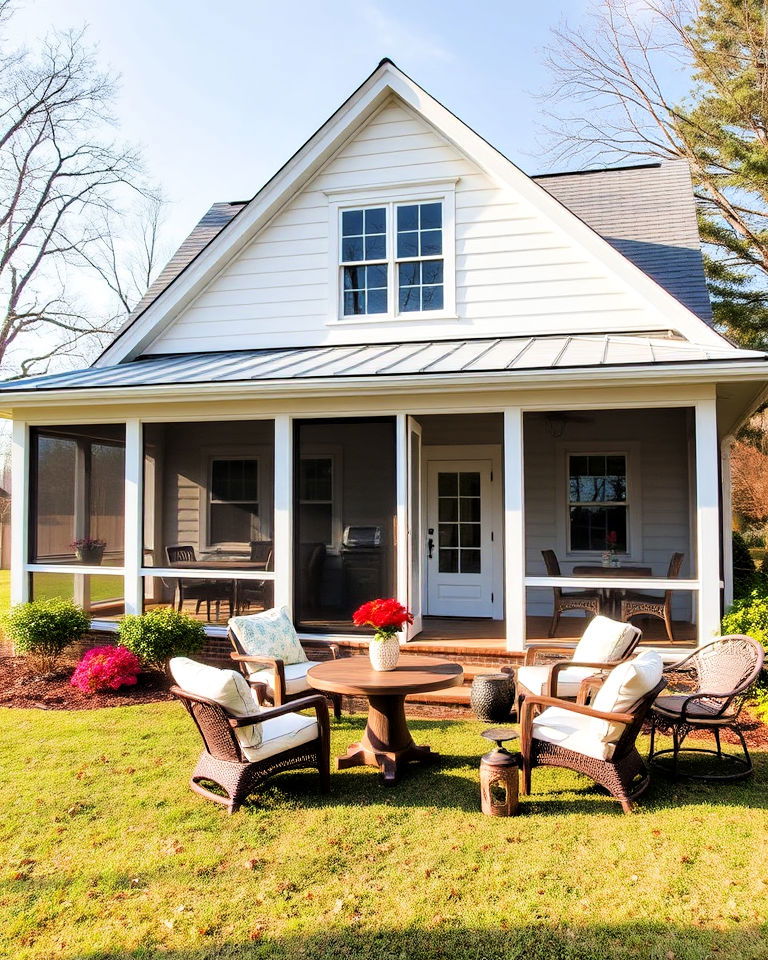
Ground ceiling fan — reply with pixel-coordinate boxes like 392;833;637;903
544;411;594;437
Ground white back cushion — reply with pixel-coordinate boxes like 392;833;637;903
591;651;664;743
229;606;308;666
573;616;640;664
170;656;262;751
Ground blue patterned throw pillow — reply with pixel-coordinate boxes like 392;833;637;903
229;607;308;665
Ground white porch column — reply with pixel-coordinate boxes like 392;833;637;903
395;413;408;607
123;419;143;616
273;415;293;614
503;407;526;651
695;399;722;643
721;435;734;610
10;419;29;605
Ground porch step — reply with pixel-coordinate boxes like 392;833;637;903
406;685;472;706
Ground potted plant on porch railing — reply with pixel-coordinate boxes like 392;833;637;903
352;598;413;672
71;537;106;565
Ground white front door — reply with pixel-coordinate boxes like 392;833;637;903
426;459;496;618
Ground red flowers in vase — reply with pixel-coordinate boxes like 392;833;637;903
352;598;414;639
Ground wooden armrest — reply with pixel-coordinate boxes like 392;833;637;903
299;640;341;660
524;644;576;666
228;694;330;726
545;660;615;698
229;652;283;666
522;694;634;724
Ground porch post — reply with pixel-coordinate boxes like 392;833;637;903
503;407;526;651
10;419;29;605
695;399;721;644
123;419;143;616
395;413;408;609
721;435;734;610
273;415;293;614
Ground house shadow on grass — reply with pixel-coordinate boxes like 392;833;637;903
72;920;768;960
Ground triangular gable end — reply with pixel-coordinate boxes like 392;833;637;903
97;60;727;366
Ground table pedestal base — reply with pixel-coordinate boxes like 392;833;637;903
336;694;437;784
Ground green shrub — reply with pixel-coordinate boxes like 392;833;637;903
732;531;757;599
3;598;90;673
117;609;205;669
721;588;768;716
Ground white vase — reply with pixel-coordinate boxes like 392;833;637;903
369;633;400;672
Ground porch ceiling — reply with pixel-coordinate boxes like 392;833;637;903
1;334;765;393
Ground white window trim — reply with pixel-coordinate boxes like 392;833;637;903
299;445;343;553
325;178;457;325
555;440;643;563
199;446;273;552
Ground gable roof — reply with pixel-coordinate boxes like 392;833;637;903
535;162;712;322
95;59;729;366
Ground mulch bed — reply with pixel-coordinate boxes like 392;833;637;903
0;655;173;710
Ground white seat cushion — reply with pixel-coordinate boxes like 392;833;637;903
531;706;615;761
249;660;320;696
169;656;262;751
239;711;318;762
573;616;640;664
517;664;598;698
229;606;308;665
592;650;663;743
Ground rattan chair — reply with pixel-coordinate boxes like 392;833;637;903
228;627;342;720
165;545;233;621
542;549;602;637
619;552;684;642
520;671;667;813
170;685;330;814
648;635;765;781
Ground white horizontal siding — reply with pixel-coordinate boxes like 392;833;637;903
146;97;689;355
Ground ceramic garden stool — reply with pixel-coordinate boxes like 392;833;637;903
470;673;514;723
479;727;520;817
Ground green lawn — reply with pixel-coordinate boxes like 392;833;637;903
1;705;767;960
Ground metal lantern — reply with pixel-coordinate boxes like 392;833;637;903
479;727;520;817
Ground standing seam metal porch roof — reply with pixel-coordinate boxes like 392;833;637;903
1;334;764;392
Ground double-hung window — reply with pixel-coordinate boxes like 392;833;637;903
568;454;628;553
209;458;260;545
332;183;455;321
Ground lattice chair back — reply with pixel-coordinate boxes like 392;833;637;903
171;686;243;762
687;636;764;717
249;540;273;564
166;544;197;564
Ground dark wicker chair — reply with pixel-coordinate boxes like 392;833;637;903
228;628;342;720
170;685;330;814
165;545;233;621
619;552;684;642
542;549;602;637
237;548;273;615
648;634;765;781
520;675;667;813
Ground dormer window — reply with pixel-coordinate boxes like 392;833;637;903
327;180;456;323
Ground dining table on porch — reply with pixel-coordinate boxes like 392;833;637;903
572;564;653;617
168;558;270;616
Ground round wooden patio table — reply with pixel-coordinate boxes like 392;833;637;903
307;656;463;784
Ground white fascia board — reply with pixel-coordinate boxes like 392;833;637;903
2;360;766;411
97;61;728;367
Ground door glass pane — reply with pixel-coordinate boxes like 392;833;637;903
437;471;482;574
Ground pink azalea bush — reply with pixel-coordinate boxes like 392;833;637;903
70;645;142;694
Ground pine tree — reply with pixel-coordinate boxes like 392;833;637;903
543;0;768;346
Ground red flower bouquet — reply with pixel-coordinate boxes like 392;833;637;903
352;598;414;639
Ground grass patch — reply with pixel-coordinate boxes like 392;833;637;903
0;704;767;959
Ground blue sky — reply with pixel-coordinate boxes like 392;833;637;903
10;0;607;250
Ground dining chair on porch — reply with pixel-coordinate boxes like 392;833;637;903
541;549;602;637
619;552;684;643
165;545;234;621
